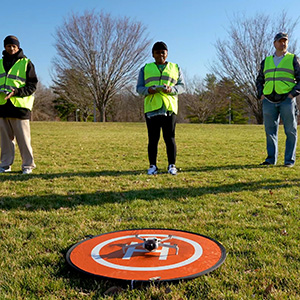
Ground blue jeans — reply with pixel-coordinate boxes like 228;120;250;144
263;97;298;165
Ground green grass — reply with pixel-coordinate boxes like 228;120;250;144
0;122;299;299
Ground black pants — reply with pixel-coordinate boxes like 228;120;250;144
145;113;177;166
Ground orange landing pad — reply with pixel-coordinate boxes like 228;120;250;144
66;228;226;281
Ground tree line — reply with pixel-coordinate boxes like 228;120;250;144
32;11;299;124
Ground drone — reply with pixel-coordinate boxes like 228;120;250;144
122;234;179;254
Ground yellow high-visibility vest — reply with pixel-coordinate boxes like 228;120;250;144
0;58;35;110
263;53;296;95
144;62;179;114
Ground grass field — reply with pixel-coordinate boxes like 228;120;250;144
0;122;299;299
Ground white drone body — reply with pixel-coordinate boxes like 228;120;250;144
122;234;179;255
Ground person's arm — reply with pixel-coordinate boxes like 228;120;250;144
170;66;185;95
288;55;300;98
136;66;150;96
15;60;38;97
256;59;265;100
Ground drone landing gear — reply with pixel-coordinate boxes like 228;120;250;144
122;234;179;255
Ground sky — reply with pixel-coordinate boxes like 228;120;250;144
1;0;300;87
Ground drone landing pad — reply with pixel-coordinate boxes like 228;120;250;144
66;228;226;282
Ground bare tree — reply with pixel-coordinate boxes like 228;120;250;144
53;11;151;122
181;74;223;123
212;12;299;123
52;68;94;121
32;82;57;121
108;86;144;122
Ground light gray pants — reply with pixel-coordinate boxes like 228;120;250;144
0;118;36;170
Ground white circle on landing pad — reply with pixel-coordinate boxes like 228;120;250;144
91;234;203;271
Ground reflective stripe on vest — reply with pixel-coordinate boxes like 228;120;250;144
0;58;35;110
144;62;179;114
263;53;296;95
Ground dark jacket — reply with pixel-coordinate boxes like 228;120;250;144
256;54;300;102
0;49;38;119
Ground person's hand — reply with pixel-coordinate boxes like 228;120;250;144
260;95;265;100
5;89;15;100
288;93;294;99
163;84;172;93
148;86;156;94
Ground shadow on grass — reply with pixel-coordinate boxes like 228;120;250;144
0;163;276;182
1;176;299;211
0;169;146;180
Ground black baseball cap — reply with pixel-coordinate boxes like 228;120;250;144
274;32;288;42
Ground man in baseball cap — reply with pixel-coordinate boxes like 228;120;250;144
256;32;300;167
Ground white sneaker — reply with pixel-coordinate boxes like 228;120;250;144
0;166;11;173
22;168;32;175
168;164;177;175
147;165;158;175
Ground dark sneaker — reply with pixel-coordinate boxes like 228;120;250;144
0;166;11;173
260;161;272;166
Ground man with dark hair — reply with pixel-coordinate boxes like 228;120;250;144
256;32;300;167
136;41;185;175
0;35;38;174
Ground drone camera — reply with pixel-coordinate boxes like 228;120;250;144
144;239;157;251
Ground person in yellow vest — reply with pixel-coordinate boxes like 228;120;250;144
256;32;300;167
0;35;38;174
136;41;185;175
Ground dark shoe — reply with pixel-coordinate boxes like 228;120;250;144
260;161;272;166
0;166;11;173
